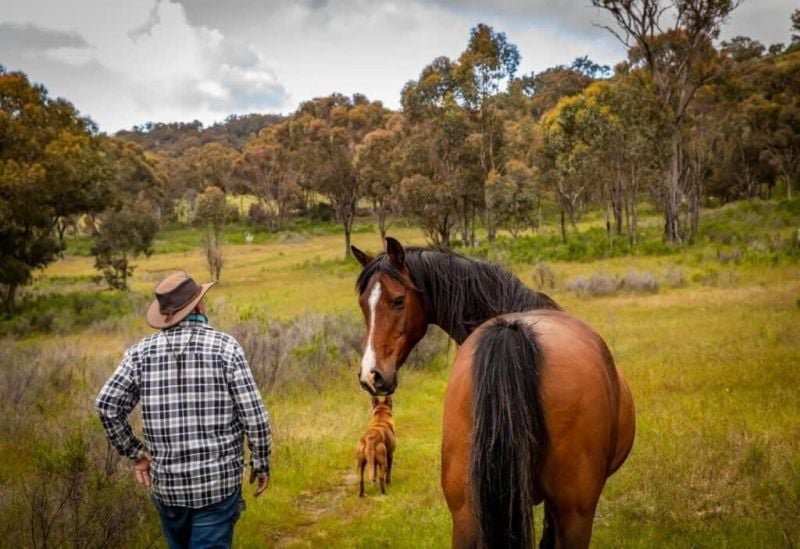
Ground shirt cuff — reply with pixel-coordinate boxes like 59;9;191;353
127;441;147;462
250;458;270;475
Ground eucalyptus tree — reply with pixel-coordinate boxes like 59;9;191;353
292;94;387;258
0;67;112;311
356;113;406;241
593;0;742;242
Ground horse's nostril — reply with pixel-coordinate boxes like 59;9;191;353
371;369;385;388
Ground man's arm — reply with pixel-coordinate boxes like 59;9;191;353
95;350;146;461
227;342;273;486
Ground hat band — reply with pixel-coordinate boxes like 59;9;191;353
157;278;203;320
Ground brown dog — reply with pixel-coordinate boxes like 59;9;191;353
357;396;396;497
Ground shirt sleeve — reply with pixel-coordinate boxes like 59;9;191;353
227;342;273;475
94;350;146;461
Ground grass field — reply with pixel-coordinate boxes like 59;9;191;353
1;205;798;548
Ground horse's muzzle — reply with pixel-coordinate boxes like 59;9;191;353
358;370;396;396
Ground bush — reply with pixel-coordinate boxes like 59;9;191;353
230;313;362;393
0;427;159;548
405;325;451;369
664;266;687;288
621;271;659;294
532;261;556;290
0;343;160;547
717;248;743;264
566;273;620;298
0;291;146;337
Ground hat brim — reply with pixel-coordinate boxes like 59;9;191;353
146;281;216;329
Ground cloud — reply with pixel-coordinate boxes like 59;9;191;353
176;0;625;109
2;0;794;131
0;22;90;54
1;0;290;131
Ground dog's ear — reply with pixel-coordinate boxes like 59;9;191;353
384;396;393;408
371;396;379;408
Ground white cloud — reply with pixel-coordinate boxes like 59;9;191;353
1;0;289;131
2;0;794;131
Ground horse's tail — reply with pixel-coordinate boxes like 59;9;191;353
470;318;548;549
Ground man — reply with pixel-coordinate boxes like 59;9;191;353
96;271;272;548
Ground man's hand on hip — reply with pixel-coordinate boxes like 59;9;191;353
249;469;270;497
133;453;151;487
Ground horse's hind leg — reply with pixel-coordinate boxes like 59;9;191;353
552;504;596;549
539;502;556;549
556;511;594;549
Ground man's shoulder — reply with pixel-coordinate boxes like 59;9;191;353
127;324;243;357
199;326;242;352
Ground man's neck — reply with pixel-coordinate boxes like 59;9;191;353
184;313;208;323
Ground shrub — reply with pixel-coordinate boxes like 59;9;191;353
405;325;451;370
532;261;556;290
230;313;362;393
717;248;743;264
0;291;145;337
566;273;620;298
0;343;159;547
621;271;659;294
664;266;687;288
0;427;159;548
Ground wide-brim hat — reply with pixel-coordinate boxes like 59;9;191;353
146;271;216;329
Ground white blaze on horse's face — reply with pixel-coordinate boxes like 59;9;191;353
360;281;382;391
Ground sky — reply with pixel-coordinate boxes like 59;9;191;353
1;0;796;133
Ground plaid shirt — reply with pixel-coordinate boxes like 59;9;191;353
95;319;272;508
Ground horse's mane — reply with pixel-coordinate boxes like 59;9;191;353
356;247;561;344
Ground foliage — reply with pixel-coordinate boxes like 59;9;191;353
0;290;143;336
593;0;743;242
0;67;112;312
194;185;229;237
91;203;158;290
194;186;229;281
485;161;540;238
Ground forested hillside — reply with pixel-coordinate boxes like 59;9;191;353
2;7;799;309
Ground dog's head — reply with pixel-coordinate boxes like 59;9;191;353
371;395;393;418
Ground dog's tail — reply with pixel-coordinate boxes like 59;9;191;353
470;318;548;548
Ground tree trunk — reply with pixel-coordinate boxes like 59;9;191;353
0;284;18;314
665;128;683;243
559;203;567;244
470;203;477;247
378;208;387;242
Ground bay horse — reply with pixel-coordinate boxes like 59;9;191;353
351;237;635;548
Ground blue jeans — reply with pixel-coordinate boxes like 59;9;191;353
151;487;243;549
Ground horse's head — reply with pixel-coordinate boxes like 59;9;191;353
352;237;428;396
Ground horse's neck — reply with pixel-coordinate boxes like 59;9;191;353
419;255;550;345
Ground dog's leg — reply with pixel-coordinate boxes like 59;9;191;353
358;457;366;497
358;461;366;498
386;451;393;485
377;444;387;495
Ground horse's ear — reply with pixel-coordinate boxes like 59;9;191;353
385;237;405;268
351;245;372;267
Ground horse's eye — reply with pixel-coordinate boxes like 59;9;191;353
391;296;405;309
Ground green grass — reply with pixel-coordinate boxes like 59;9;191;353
3;201;799;547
